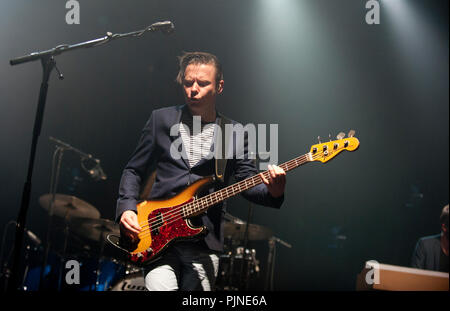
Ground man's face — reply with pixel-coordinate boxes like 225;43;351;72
182;63;223;113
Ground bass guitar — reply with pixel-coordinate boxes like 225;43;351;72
118;131;360;265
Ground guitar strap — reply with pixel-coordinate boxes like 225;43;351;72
215;113;232;183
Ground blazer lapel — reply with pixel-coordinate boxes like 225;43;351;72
169;105;190;169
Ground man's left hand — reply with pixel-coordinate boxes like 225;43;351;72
260;164;286;198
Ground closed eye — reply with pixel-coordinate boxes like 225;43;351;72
183;80;194;87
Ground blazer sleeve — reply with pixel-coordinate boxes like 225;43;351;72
115;112;157;222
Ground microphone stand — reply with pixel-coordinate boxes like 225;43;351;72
38;145;65;291
240;202;253;290
7;21;174;291
264;236;292;291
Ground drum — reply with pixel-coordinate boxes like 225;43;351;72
215;247;258;291
109;266;146;291
78;257;125;291
22;247;63;291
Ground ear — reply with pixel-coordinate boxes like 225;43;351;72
216;79;224;94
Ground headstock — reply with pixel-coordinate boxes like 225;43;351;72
309;130;359;163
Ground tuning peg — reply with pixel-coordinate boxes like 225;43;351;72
336;132;345;140
329;134;332;142
348;130;355;138
317;136;321;144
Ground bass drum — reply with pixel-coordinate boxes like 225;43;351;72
109;268;146;291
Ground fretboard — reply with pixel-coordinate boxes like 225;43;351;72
182;152;312;217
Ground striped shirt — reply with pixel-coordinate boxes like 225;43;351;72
179;115;216;168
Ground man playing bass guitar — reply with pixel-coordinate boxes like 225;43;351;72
116;51;286;291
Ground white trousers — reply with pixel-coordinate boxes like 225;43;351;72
144;241;220;291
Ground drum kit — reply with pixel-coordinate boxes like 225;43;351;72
3;192;289;291
216;211;292;291
17;193;143;291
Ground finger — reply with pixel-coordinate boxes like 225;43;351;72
274;165;285;175
260;172;269;185
128;220;142;232
273;166;286;181
273;165;284;175
269;165;276;179
122;220;141;234
127;215;142;230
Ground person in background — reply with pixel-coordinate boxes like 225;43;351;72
411;204;449;272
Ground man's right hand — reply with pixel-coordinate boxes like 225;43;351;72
119;210;142;240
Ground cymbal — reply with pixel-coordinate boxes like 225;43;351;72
223;212;245;224
69;218;119;243
223;222;273;241
39;194;100;219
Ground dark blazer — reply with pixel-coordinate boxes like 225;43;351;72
116;105;284;251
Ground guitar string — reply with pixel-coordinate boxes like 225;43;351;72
133;159;308;241
134;151;331;240
135;150;334;238
133;141;353;231
135;153;310;231
135;151;326;242
134;152;326;242
135;150;328;238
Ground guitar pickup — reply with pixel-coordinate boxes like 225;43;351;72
152;212;164;235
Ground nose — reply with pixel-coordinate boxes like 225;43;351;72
191;82;199;95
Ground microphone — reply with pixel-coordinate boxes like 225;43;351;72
9;221;41;246
88;160;107;181
149;21;175;35
25;229;42;246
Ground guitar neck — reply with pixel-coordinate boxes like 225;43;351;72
182;152;312;217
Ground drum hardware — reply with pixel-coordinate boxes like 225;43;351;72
220;209;292;291
264;235;292;291
39;193;101;291
223;222;273;241
39;137;106;291
218;208;272;291
109;268;146;291
69;218;119;244
0;220;42;292
22;243;37;290
103;234;146;291
68;217;120;290
0;220;18;292
216;246;260;291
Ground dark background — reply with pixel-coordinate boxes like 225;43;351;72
0;0;448;290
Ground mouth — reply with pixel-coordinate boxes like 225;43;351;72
187;98;201;104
